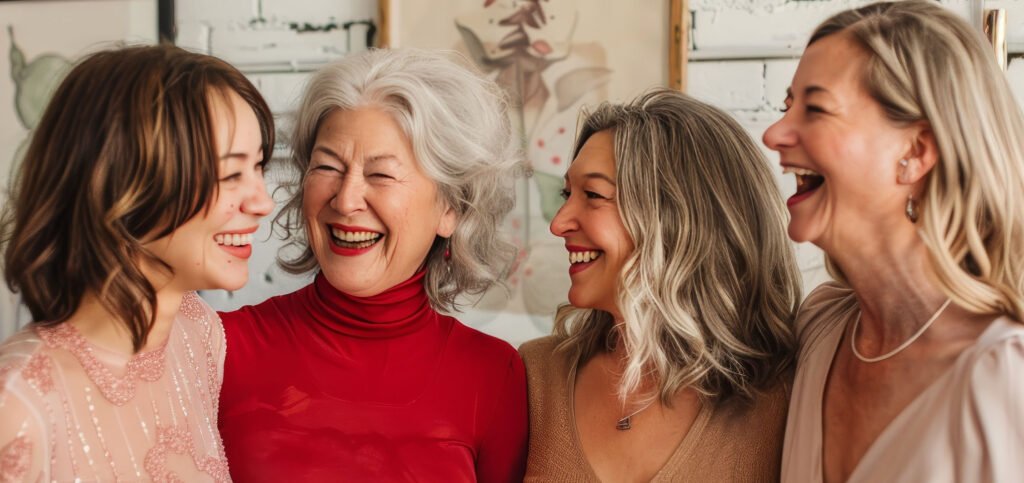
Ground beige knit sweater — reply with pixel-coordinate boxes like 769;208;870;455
519;336;789;482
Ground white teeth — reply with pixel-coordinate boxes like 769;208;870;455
330;228;382;243
569;251;602;264
216;233;253;246
781;166;821;176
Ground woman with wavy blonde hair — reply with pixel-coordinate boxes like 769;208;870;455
764;1;1024;481
520;88;801;481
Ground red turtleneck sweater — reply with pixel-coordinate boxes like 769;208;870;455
218;271;528;482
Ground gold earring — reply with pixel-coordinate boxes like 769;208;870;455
905;195;918;223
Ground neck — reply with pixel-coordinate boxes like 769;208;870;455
826;223;948;346
68;284;184;356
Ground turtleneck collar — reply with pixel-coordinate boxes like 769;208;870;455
303;269;438;339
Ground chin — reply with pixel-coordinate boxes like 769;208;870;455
212;271;249;292
786;220;817;243
567;289;597;311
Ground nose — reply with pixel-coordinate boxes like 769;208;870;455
762;112;796;153
549;198;578;237
242;174;275;217
331;172;368;215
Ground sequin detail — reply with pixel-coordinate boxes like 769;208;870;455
21;352;54;394
180;293;222;400
0;436;31;482
36;324;168;406
143;426;229;483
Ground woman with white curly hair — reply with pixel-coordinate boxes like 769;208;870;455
217;48;527;482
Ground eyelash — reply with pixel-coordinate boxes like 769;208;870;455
560;189;606;200
779;104;825;115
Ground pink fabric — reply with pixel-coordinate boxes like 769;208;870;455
782;283;1024;483
0;292;230;482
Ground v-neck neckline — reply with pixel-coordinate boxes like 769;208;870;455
813;310;1007;482
566;353;713;482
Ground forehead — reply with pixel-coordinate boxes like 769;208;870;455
567;130;616;178
210;89;261;153
316;107;409;148
792;31;871;95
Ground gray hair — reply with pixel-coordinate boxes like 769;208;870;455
811;1;1024;321
275;48;520;311
554;89;801;405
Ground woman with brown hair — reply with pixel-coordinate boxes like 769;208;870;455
0;44;274;481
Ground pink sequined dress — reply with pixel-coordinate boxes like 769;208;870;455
0;292;231;482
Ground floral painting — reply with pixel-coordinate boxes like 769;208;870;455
390;0;671;343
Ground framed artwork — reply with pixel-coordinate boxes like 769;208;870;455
383;0;689;344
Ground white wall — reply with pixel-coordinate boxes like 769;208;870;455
3;0;1023;342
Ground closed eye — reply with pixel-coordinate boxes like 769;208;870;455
219;172;242;182
312;164;342;174
559;188;570;200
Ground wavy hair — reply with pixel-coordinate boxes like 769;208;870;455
554;89;801;404
811;1;1024;321
275;48;520;311
1;44;274;352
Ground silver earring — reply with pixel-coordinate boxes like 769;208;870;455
899;158;909;167
905;195;918;223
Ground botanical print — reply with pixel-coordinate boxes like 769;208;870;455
394;0;669;340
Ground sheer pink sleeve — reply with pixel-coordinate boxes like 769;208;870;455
0;342;50;482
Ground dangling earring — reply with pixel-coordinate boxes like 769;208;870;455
905;195;918;223
898;159;918;223
444;238;452;274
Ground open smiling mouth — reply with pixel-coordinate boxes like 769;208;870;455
330;226;383;250
568;249;603;274
215;232;254;259
782;166;825;203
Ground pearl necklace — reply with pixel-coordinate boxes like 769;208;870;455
850;298;952;363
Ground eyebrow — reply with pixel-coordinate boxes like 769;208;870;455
786;85;830;99
311;145;341;159
365;154;399;163
563;172;617;185
310;147;397;164
220;148;264;161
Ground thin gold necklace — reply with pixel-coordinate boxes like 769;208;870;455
850;298;952;363
616;400;654;430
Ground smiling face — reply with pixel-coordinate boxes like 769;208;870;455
550;130;634;318
762;31;921;249
143;89;275;292
303;107;456;297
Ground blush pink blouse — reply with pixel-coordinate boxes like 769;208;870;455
0;292;230;482
782;283;1024;483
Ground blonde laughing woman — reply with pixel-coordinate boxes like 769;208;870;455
764;2;1024;481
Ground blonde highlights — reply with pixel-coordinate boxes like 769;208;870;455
555;89;801;404
2;45;274;352
812;1;1024;321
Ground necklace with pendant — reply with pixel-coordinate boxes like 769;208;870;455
615;400;654;430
